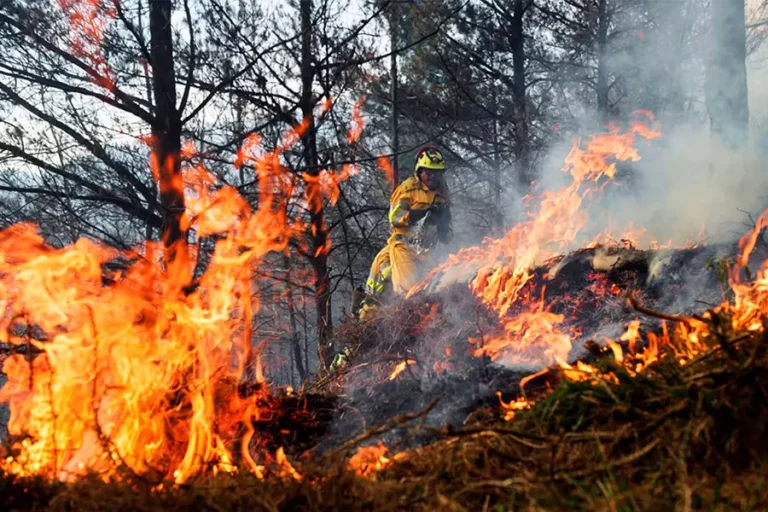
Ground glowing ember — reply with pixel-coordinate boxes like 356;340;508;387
389;359;417;380
348;443;405;477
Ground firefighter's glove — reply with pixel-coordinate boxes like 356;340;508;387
331;346;352;369
409;207;428;224
423;204;444;224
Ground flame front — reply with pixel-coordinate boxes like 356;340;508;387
0;111;361;482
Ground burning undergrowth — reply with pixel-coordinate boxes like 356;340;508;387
3;99;768;510
4;261;768;510
311;240;735;453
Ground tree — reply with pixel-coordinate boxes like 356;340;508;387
706;0;749;147
149;0;188;278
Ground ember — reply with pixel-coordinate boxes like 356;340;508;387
347;443;405;478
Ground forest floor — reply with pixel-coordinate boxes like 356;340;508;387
3;242;768;511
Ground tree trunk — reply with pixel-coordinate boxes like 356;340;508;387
300;0;334;369
389;3;400;189
596;0;610;124
706;0;749;147
148;0;188;274
491;85;503;229
511;0;530;191
284;256;306;382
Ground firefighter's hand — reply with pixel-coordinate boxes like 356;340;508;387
423;204;444;223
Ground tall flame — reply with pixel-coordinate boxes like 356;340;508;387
0;106;365;482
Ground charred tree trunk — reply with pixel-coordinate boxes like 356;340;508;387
389;3;400;189
300;0;334;369
596;0;610;124
511;0;530;191
706;0;749;148
149;0;187;271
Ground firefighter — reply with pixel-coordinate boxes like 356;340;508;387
358;146;453;320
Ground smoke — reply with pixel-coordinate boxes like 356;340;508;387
531;123;768;249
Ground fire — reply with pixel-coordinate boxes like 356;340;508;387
348;443;405;477
347;97;366;144
0;101;366;482
57;0;116;90
553;207;768;387
496;392;531;421
377;156;395;187
275;447;302;481
389;359;416;380
413;115;661;367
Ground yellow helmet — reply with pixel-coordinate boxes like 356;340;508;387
414;146;446;173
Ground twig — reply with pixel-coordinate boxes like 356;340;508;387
554;438;661;479
628;294;696;328
685;332;754;368
424;425;549;450
324;398;441;458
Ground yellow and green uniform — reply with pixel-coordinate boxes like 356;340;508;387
386;175;452;294
357;147;452;322
366;175;452;302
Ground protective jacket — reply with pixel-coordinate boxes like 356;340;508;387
362;175;452;298
387;175;453;250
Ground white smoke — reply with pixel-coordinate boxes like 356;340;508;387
581;125;768;247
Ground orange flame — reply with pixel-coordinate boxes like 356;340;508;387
275;447;302;481
348;443;406;477
347;97;366;144
496;391;531;421
377;155;395;187
0;105;366;482
57;0;116;90
412;115;661;367
389;359;416;380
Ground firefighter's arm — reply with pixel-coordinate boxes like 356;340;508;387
388;185;424;228
436;203;453;243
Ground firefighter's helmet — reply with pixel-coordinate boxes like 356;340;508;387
414;146;446;174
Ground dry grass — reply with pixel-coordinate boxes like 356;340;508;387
5;299;768;511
